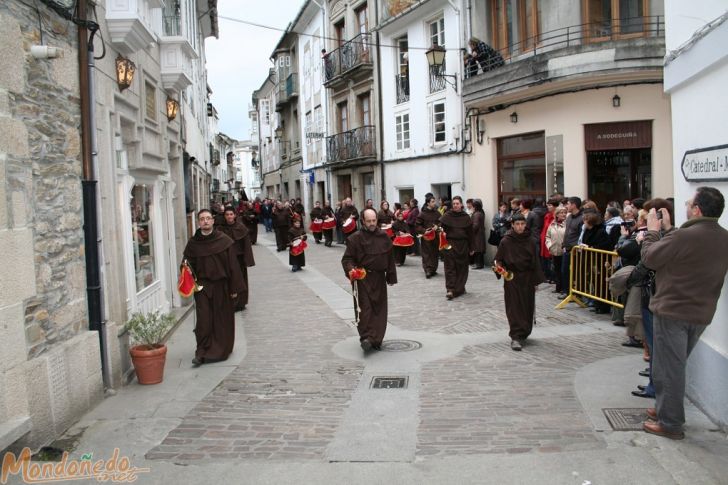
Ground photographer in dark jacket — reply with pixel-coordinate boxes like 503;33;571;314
560;197;583;296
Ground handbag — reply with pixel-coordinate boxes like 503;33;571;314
487;229;501;246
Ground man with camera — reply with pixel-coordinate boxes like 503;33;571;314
640;187;728;440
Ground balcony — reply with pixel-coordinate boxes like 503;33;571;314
326;126;376;164
395;75;409;104
106;0;158;55
323;33;373;89
276;73;299;111
159;14;198;92
463;16;665;106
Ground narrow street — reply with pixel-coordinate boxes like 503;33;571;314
20;231;727;485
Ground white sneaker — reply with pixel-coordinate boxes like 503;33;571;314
510;340;522;351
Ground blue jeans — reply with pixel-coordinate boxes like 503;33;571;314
264;217;273;232
641;305;655;396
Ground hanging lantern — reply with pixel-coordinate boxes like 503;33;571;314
115;55;136;92
166;97;179;121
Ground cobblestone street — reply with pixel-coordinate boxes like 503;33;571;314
31;231;728;484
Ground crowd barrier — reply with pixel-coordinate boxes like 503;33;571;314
555;245;624;310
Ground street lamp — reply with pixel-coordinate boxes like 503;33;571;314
115;55;136;92
510;112;518;123
425;45;458;93
166;97;179;121
612;94;621;108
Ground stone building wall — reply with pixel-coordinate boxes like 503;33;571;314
0;0;104;451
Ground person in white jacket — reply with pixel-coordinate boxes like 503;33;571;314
545;206;567;294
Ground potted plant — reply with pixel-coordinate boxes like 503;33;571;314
125;311;176;385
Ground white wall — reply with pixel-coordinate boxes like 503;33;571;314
665;0;727;51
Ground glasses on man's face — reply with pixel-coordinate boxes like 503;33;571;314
199;216;214;221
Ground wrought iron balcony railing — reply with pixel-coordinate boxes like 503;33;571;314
323;33;372;84
429;65;446;93
326;125;376;164
467;15;664;77
395;74;409;104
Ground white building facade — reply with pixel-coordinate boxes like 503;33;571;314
377;0;467;205
663;2;728;429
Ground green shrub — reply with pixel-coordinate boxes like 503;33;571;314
125;311;176;349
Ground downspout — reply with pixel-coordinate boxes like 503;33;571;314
448;0;466;193
311;0;331;203
374;0;386;201
78;0;111;388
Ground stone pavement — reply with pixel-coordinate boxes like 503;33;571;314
10;228;727;484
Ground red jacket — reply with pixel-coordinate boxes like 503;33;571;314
540;212;554;258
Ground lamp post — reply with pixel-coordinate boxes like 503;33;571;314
425;45;458;93
115;55;136;92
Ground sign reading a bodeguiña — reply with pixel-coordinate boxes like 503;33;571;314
681;144;728;182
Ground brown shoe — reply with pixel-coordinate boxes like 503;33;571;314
643;420;684;440
646;407;657;420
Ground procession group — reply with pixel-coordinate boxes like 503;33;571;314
178;186;728;442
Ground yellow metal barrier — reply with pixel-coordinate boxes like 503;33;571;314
556;245;624;310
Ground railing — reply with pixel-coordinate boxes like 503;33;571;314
323;33;372;84
163;14;181;36
326;125;376;164
468;16;664;78
556;246;623;310
395;74;409;104
429;65;446;93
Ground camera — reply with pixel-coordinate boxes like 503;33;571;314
621;220;635;227
656;210;663;220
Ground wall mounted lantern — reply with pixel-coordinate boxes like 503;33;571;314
166;97;179;121
115;55;136;92
612;94;621;108
510;112;518;123
477;117;486;144
425;45;458;93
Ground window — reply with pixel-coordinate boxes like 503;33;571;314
359;94;370;126
305;111;312;145
260;99;270;125
395;36;410;103
314;105;323;138
583;0;648;40
491;0;540;56
429;17;445;47
335;19;346;47
362;172;375;203
145;81;157;121
497;132;546;202
356;3;368;36
337;102;348;132
430;102;446;144
130;184;156;292
396;113;410;151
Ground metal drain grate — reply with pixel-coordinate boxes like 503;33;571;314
380;340;422;352
603;408;650;431
370;376;408;389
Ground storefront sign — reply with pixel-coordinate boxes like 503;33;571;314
681;144;728;182
546;135;564;196
584;120;652;151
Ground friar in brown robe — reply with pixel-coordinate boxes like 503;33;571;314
321;202;335;247
339;198;360;244
272;201;291;251
240;202;259;245
415;195;442;278
216;207;255;311
494;213;545;350
288;217;307;272
183;209;245;366
341;208;397;352
440;196;474;299
310;201;324;244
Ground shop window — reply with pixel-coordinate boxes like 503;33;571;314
130;184;156;292
398;188;414;205
497;132;546;202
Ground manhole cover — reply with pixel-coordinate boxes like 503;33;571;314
603;408;650;431
370;376;409;389
380;339;422;352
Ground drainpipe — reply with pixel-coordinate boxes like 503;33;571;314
374;0;386;201
311;0;330;203
448;0;466;193
78;0;111;388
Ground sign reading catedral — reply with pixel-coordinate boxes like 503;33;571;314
681;144;728;182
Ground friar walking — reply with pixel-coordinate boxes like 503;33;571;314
341;208;397;352
216;206;255;311
440;196;474;299
494;213;545;351
183;209;245;366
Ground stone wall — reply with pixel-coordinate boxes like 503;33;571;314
0;0;103;451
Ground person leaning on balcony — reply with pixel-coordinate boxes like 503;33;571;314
640;187;728;440
468;37;504;74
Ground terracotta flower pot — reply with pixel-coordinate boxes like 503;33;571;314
129;344;167;385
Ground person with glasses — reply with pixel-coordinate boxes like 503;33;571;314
640;187;728;440
183;209;245;367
